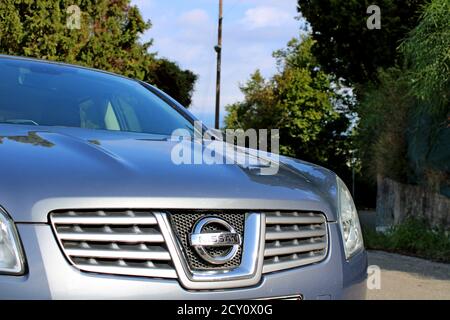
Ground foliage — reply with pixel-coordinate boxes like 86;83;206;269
297;0;426;85
400;0;450;193
225;36;353;179
363;217;450;263
0;0;197;106
147;59;198;107
401;0;450;109
354;0;449;197
407;106;450;193
355;68;414;183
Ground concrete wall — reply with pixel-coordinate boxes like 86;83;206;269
376;176;450;230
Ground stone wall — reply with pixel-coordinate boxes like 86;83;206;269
376;175;450;230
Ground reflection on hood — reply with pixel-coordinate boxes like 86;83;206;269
0;131;54;147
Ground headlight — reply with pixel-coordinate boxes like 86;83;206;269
0;207;25;275
337;177;364;259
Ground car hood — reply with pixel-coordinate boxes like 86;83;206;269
0;125;339;222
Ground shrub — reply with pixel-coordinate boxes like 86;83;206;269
363;217;450;262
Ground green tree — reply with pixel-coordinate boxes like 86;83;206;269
400;0;450;194
356;68;413;183
0;0;197;106
356;0;450;195
297;0;426;85
147;59;198;107
225;36;352;179
401;0;450;112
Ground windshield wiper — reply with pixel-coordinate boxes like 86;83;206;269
1;119;40;126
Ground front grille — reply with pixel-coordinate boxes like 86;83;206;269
263;211;328;274
169;212;245;271
50;209;328;282
50;210;177;279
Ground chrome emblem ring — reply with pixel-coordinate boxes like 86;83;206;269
189;217;242;265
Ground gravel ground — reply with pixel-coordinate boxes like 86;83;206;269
367;250;450;300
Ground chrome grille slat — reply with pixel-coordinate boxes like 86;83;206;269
51;215;158;225
50;210;176;279
56;231;164;243
264;241;327;257
263;212;328;273
266;214;324;225
265;228;326;240
65;248;171;260
263;253;325;274
75;264;178;279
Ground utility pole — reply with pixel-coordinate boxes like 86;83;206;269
214;0;223;129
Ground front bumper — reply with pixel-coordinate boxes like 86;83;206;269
0;223;367;300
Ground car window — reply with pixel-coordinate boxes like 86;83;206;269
0;58;194;136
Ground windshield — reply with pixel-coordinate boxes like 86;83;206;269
0;58;194;136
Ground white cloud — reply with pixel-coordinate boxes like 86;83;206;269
242;6;291;29
179;9;210;26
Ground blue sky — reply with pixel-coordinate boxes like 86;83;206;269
131;0;301;127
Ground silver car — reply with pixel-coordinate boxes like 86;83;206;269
0;55;367;299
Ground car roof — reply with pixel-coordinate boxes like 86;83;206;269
0;54;136;82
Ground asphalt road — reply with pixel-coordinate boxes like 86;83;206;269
367;250;450;300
